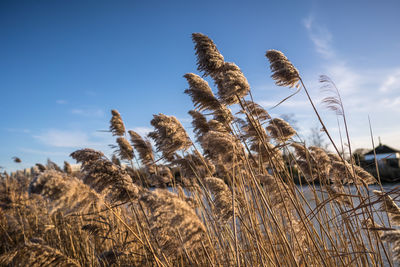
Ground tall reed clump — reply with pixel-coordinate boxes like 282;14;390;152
1;32;399;266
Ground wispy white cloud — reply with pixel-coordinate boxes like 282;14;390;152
303;15;334;59
5;128;31;133
18;147;67;156
71;108;104;117
34;129;93;148
56;99;68;105
379;68;400;92
298;15;400;149
259;99;309;109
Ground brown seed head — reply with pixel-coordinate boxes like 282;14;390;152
110;109;126;136
192;33;225;77
184;73;221;111
266;49;300;88
128;130;154;166
148;114;192;161
213;62;250;105
267;118;296;143
116;137;134;161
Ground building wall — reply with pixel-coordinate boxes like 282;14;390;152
365;152;400;161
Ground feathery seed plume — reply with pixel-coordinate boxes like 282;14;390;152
116;137;134;161
63;161;72;174
0;241;80;266
12;157;21;163
71;149;139;202
266;49;300;88
184;73;221;111
240;100;271;122
201;130;239;164
205;177;234;222
29;170;104;214
173;151;215;179
140;189;206;258
188;110;210;142
213;62;251;105
148;114;192;161
192;33;225;77
267;118;296;143
373;190;400;225
128;130;154;166
380;230;400;263
110;109;126;136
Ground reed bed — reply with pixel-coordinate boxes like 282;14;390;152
1;33;400;266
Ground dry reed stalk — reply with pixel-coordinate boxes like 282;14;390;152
148;114;192;161
110;110;126;136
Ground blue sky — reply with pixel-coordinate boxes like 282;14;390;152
1;0;400;171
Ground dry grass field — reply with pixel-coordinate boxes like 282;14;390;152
1;33;399;266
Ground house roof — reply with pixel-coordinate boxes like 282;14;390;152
364;144;400;155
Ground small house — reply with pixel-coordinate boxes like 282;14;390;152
364;143;400;168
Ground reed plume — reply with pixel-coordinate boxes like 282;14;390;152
380;230;400;263
147;165;173;187
192;33;225;77
140;189;206;258
110;109;126;136
63;161;72;174
201;130;239;164
116;137;134;161
184;73;221;111
205;177;234;222
213;62;250;105
267;118;296;143
188;110;210;142
29;170;104;214
265;50;300;88
128;130;154;166
111;154;121;166
240;100;271;122
212;105;234;125
148;114;192;161
70;149;139;202
12;157;21;163
173;151;215;180
36;163;46;172
373;190;400;225
319;75;345;116
0;240;80;266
